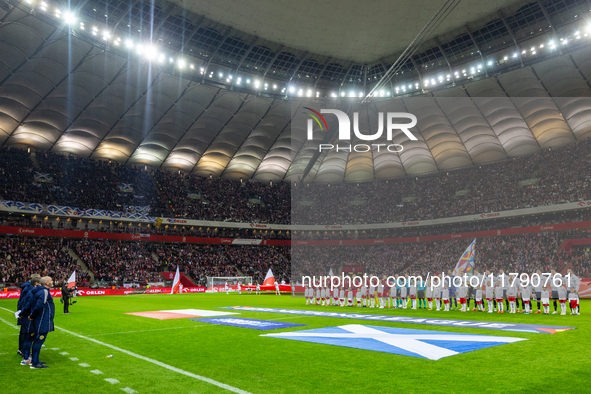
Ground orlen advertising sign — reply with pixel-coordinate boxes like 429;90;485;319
0;287;206;299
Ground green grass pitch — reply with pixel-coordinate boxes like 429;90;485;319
1;294;589;394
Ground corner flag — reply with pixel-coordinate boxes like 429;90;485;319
263;268;275;286
67;271;76;289
171;266;181;294
453;239;476;276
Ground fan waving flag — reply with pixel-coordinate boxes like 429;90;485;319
171;266;181;294
453;239;476;276
67;271;76;289
262;268;275;286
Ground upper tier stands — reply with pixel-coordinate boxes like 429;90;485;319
1;138;590;225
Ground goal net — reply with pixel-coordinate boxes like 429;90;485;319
206;276;253;289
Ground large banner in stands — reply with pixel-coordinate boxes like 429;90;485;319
3;198;591;231
1;220;591;246
0;287;206;299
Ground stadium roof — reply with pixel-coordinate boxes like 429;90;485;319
167;0;520;63
1;0;591;183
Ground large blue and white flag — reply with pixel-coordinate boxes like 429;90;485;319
263;324;526;360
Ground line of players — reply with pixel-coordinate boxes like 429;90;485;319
304;269;581;316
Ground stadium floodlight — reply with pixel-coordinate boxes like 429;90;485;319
177;59;186;69
288;86;295;93
306;89;312;97
190;64;194;69
63;11;76;25
158;54;165;63
103;30;111;40
125;39;133;49
236;78;241;85
40;1;47;10
219;72;223;77
246;79;251;83
539;44;544;48
512;53;518;58
135;45;144;55
331;92;337;97
144;45;158;60
272;84;277;89
298;89;304;96
340;91;345;97
487;60;493;66
254;80;260;89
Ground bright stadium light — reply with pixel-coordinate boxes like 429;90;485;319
177;59;186;69
63;11;77;25
487;60;493;66
144;45;158;60
289;86;295;93
125;39;133;49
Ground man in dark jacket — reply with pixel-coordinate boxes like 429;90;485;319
61;281;71;314
19;277;42;365
16;276;40;357
26;276;55;369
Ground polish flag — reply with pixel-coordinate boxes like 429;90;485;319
171;266;181;294
67;271;76;289
262;268;275;286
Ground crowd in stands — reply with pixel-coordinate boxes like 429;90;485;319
0;139;590;227
155;171;290;223
292;138;591;224
0;234;291;287
0;236;87;285
292;229;591;281
73;240;162;283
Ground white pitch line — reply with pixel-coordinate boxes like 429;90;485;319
105;378;120;385
69;357;79;361
55;326;251;394
79;363;91;367
60;352;70;356
120;388;138;394
0;316;18;330
90;370;103;375
90;325;208;336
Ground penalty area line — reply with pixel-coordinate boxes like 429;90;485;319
55;325;252;394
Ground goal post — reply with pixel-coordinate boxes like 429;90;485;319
206;276;253;289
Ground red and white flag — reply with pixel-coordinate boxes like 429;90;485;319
262;268;275;286
67;271;76;289
171;266;181;294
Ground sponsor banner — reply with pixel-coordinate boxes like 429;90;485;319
0;226;288;245
1;220;590;248
3;198;591;232
221;307;576;334
231;239;263;245
263;324;526;360
0;287;206;299
191;317;306;330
